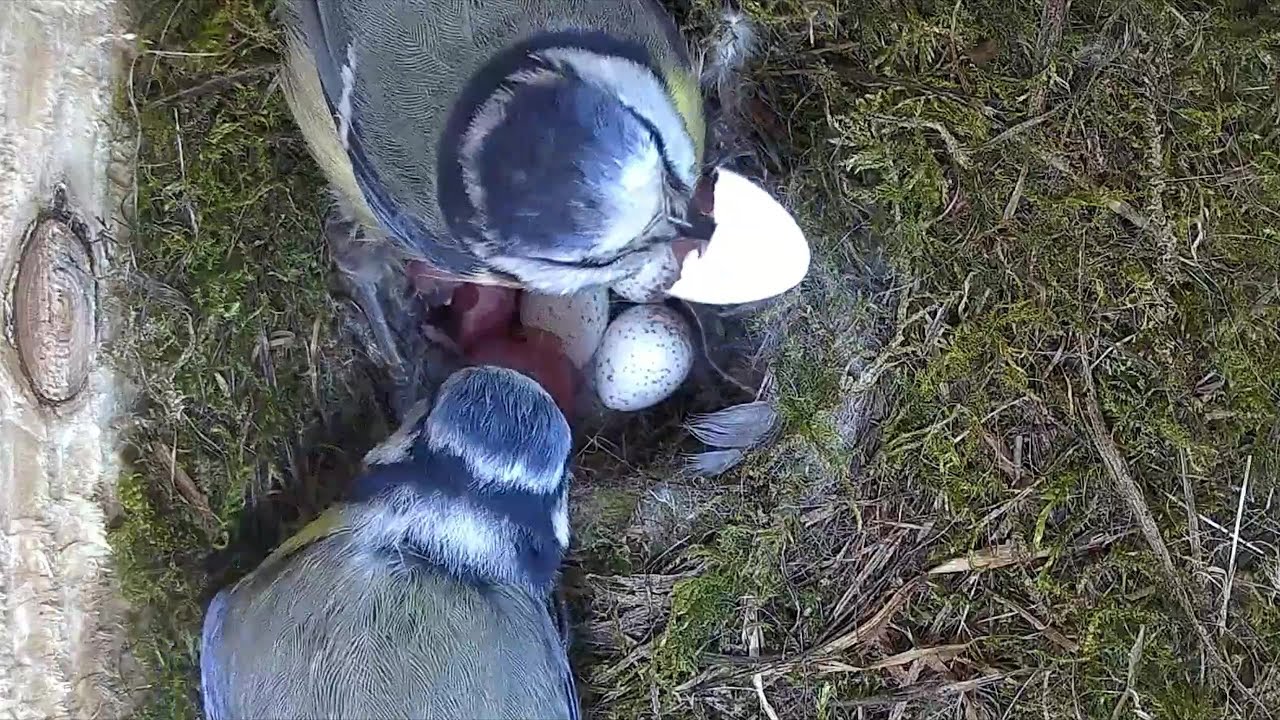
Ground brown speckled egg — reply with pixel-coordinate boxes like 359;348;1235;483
519;288;608;368
611;245;681;303
593;304;693;412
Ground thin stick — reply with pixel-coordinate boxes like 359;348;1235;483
744;597;780;720
1180;450;1203;568
1159;489;1268;556
1077;339;1268;716
1220;456;1251;632
150;64;278;105
1108;625;1146;720
836;673;1017;709
752;674;780;720
678;299;756;397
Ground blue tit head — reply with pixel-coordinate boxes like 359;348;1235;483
352;366;573;592
439;33;706;294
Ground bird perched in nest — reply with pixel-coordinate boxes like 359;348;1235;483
278;0;787;421
199;365;580;719
278;0;714;299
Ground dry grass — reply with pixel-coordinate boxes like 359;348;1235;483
111;0;1280;718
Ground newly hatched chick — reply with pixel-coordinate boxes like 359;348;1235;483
200;366;579;719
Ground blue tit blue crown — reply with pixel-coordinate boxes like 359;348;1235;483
436;31;701;292
350;366;573;592
474;77;665;263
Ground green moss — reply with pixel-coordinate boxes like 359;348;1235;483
655;572;737;683
1076;608;1215;719
775;342;845;456
653;525;784;691
572;486;644;574
723;0;1278;714
110;0;364;716
111;471;204;718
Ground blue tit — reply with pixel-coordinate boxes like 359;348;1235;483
279;0;709;296
200;366;580;719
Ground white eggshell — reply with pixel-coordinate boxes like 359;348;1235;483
666;168;811;305
520;288;609;368
594;305;694;412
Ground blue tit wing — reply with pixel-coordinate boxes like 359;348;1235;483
199;519;578;719
200;508;351;720
199;584;232;720
550;587;584;720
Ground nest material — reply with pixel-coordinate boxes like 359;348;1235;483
327;9;788;484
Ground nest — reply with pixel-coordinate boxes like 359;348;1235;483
325;8;790;491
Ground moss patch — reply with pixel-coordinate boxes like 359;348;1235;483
586;0;1280;716
111;0;384;716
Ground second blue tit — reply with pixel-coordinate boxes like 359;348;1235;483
200;366;579;719
279;0;707;294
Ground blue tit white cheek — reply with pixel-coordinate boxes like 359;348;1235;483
343;459;568;590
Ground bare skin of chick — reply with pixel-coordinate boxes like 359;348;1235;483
330;213;579;422
331;198;715;426
443;283;578;421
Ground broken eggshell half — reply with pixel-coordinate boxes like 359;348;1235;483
664;169;810;306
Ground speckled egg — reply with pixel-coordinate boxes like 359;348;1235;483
519;288;609;368
611;244;680;303
593;304;694;412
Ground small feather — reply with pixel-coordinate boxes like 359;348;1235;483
683;401;778;449
684;448;746;477
700;10;757;91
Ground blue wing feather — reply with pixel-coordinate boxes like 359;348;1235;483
199;589;232;720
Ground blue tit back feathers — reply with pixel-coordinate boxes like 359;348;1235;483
200;367;579;719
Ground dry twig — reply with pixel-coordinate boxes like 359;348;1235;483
1077;341;1269;716
1220;456;1251;632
